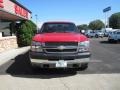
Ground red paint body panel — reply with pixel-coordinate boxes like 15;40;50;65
0;0;3;8
0;0;3;3
0;4;4;8
33;33;88;42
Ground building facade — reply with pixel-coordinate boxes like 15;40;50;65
0;0;31;53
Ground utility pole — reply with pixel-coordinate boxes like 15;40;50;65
103;6;111;29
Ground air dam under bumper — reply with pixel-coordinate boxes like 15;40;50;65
30;51;91;68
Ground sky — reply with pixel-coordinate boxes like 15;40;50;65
18;0;120;27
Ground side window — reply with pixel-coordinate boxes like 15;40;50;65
117;32;120;34
113;31;116;34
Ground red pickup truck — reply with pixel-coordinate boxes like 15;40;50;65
29;22;91;70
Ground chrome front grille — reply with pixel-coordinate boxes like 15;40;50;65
45;42;78;47
43;42;78;53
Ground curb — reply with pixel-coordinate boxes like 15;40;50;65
0;46;30;66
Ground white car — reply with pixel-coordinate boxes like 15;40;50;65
95;31;104;38
108;30;120;43
85;31;95;38
85;30;104;38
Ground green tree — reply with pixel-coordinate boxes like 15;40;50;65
89;20;104;30
77;24;88;30
17;20;37;47
109;12;120;29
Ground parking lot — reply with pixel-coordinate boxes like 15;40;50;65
0;37;120;90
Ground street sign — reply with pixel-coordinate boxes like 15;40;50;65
103;6;111;13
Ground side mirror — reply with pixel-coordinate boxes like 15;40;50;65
36;29;42;34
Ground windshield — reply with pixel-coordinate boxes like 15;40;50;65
40;23;78;33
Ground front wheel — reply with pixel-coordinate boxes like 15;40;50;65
108;39;112;43
95;35;98;38
77;63;88;71
30;63;40;72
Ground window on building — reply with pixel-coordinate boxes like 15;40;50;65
0;20;14;37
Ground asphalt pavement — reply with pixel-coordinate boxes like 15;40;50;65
0;37;120;90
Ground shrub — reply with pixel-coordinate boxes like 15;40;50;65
17;20;37;47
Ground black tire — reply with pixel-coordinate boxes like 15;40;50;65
108;38;113;43
113;40;117;43
108;39;117;43
86;35;89;38
95;34;98;38
31;63;40;72
78;63;88;71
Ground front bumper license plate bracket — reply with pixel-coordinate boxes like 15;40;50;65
56;60;67;68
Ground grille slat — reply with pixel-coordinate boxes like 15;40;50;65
44;42;78;53
45;49;77;52
45;42;78;47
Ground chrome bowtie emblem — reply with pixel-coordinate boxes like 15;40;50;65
57;46;65;50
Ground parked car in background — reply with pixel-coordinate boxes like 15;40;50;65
102;28;113;37
104;31;109;37
95;30;104;38
85;30;95;38
108;30;120;43
108;31;116;37
85;30;104;38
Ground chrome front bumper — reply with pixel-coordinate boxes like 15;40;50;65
30;58;90;68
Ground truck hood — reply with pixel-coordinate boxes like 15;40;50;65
32;33;88;42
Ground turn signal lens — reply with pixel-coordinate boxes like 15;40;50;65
78;41;90;52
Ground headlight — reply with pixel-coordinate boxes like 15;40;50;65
78;41;90;52
31;41;43;52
